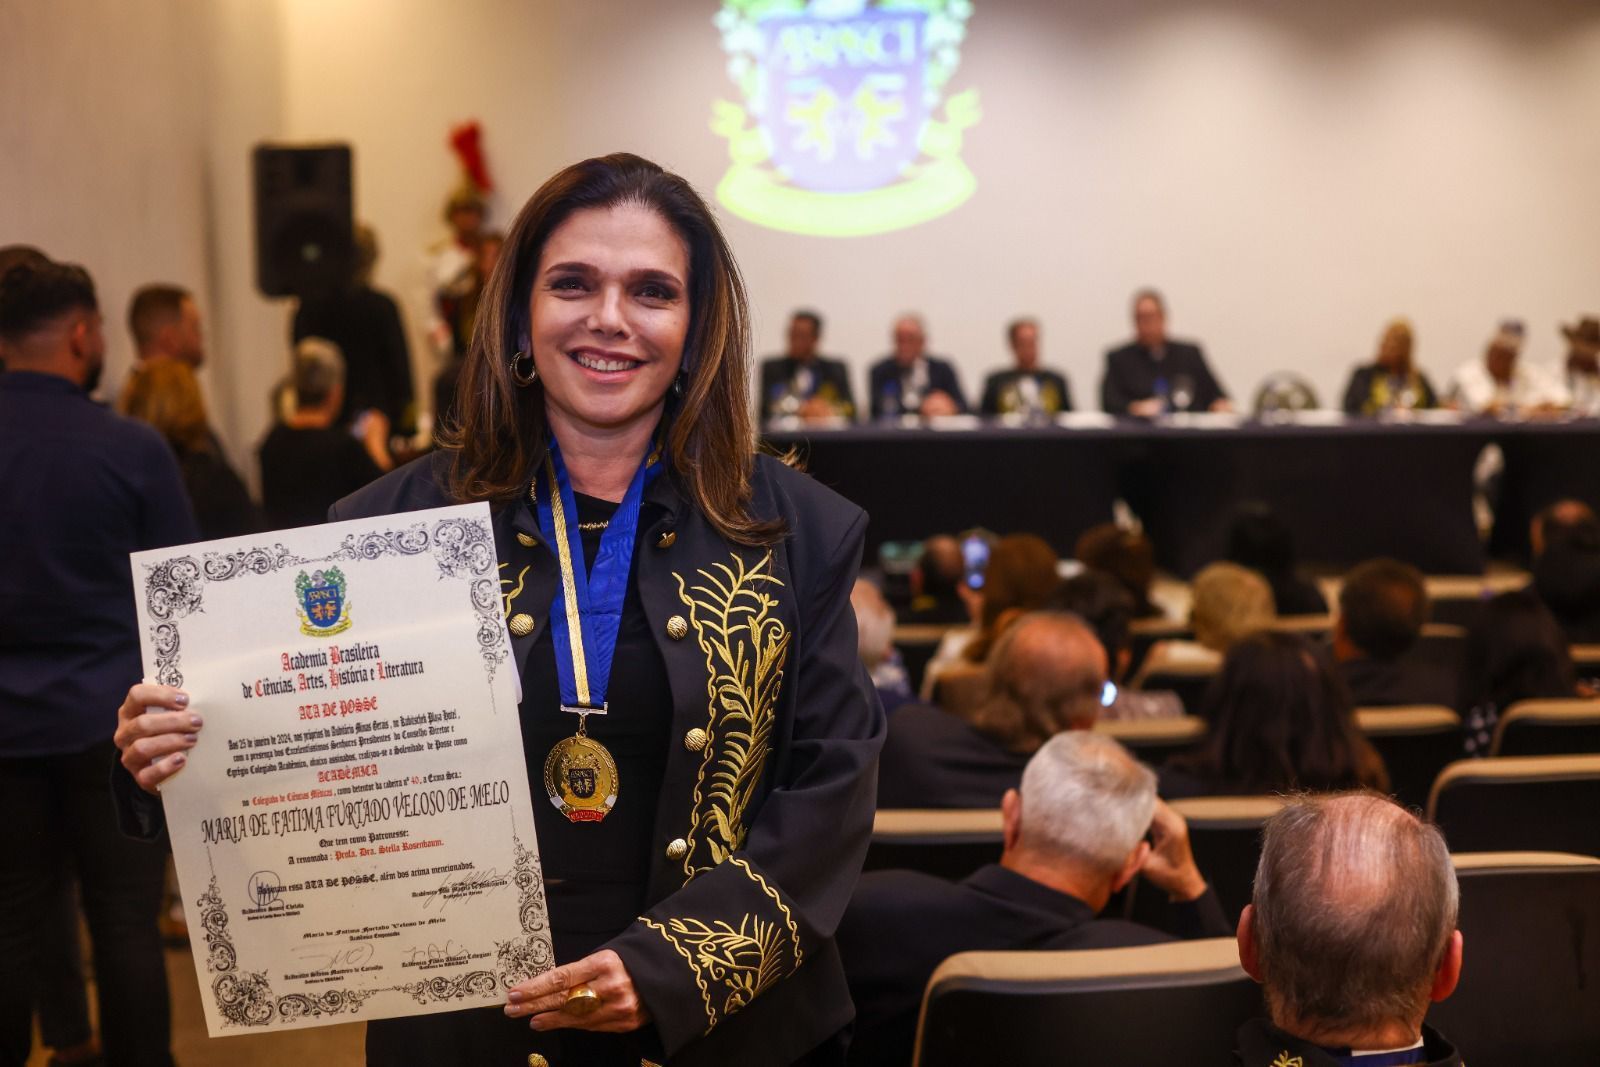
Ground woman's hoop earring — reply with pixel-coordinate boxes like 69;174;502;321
509;350;538;387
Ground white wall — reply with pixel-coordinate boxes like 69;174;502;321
6;0;1600;472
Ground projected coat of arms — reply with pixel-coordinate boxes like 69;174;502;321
711;0;980;236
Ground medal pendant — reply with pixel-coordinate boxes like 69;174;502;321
544;733;618;824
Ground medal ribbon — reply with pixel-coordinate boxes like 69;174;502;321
534;436;659;711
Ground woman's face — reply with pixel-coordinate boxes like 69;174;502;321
1376;325;1411;373
529;202;690;439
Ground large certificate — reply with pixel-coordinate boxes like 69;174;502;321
131;504;553;1036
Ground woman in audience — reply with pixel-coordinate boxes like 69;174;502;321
919;532;1058;700
1160;631;1389;799
120;358;259;539
1050;568;1183;719
1075;522;1163;619
1341;317;1439;416
1138;561;1276;686
1225;503;1327;616
1459;589;1594;755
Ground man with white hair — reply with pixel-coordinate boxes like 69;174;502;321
866;313;967;418
1235;793;1464;1066
840;731;1229;1065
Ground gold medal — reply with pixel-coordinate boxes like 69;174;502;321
544;711;618;823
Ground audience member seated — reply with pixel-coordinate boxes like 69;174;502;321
903;533;974;626
842;731;1231;1067
1160;632;1389;799
1333;558;1457;708
867;313;967;418
1141;561;1275;679
1448;323;1568;416
1050;569;1182;720
1561;314;1600;415
293;223;416;434
852;578;914;715
1101;288;1231;416
1074;522;1164;619
1225;503;1328;615
1458;589;1593;755
922;533;1058;700
1341;318;1439;416
879;612;1106;809
120;359;259;540
1235;793;1464;1067
1529;499;1600;643
259;339;384;530
757;308;855;422
979;317;1072;417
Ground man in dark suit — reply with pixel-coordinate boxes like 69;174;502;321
980;317;1073;416
1235;794;1464;1066
756;308;856;422
1101;288;1230;416
840;731;1231;1065
1333;559;1457;708
867;314;967;418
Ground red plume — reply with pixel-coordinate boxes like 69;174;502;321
448;122;494;193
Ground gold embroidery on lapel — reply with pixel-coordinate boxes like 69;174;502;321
1271;1054;1303;1067
673;552;790;877
499;562;530;617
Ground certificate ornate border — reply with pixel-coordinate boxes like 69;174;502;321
141;517;508;689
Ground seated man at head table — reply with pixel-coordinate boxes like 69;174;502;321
1561;315;1600;416
1101;287;1232;417
979;317;1073;416
878;611;1108;809
1234;793;1464;1066
867;313;968;418
757;307;856;422
1447;320;1569;417
1332;558;1458;709
839;730;1231;1067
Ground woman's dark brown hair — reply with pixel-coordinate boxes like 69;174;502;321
441;153;780;544
1169;631;1389;794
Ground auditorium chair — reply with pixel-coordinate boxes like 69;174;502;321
1354;706;1462;810
894;623;957;695
1268;614;1334;637
1128;795;1286;933
1572;643;1600;679
1427;852;1600;1065
864;808;1003;882
1423;577;1494;630
1095;714;1206;768
1427;755;1600;855
1132;659;1218;717
1411;621;1469;672
1126;616;1191;678
912;938;1259;1067
1489;698;1600;757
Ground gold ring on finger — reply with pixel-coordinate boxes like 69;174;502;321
564;984;602;1017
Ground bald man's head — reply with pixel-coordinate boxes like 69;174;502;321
970;612;1108;752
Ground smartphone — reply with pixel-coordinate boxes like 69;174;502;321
961;534;990;590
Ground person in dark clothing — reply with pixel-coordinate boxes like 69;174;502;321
120;358;259;540
0;258;193;1066
1340;318;1440;416
903;534;973;625
259;338;383;530
291;223;416;431
1235;794;1464;1067
1101;289;1230;416
867;314;967;418
1458;589;1589;755
1161;632;1388;799
757;309;856;422
842;731;1232;1067
1226;503;1328;616
1530;499;1600;643
879;612;1108;808
1333;558;1457;709
978;318;1072;417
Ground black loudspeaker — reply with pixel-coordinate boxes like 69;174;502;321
253;144;354;298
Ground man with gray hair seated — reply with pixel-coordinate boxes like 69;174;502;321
840;731;1230;1065
1236;793;1464;1066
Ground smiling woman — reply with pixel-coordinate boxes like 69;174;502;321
114;154;886;1067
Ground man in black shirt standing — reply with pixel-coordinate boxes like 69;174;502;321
259;338;383;529
1102;288;1231;416
0;258;194;1066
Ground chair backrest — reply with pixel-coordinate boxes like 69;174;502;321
865;808;1003;881
1427;755;1600;856
1489;698;1600;757
1135;656;1219;716
1127;617;1192;678
1427;852;1600;1064
1128;796;1286;931
1268;614;1334;636
1095;714;1206;767
913;938;1260;1067
1355;705;1463;810
1412;622;1469;672
1572;644;1600;676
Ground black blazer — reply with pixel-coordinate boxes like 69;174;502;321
1236;1020;1462;1066
839;864;1230;1066
119;449;885;1067
979;368;1073;415
1101;340;1226;415
757;355;857;420
1341;364;1439;416
867;355;968;418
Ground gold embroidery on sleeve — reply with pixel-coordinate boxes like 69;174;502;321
645;913;788;1028
673;552;791;877
731;857;803;970
642;917;718;1032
